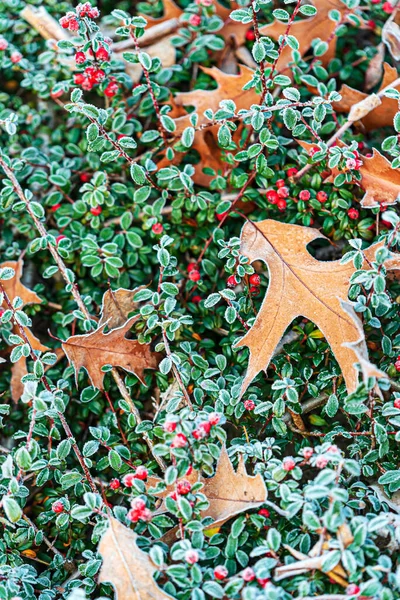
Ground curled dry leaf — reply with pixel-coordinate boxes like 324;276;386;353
99;286;145;330
62;316;160;390
333;63;400;131
98;516;174;600
235;220;400;396
0;260;49;402
148;445;267;529
383;10;400;61
297;139;400;208
160;66;258;185
365;43;385;90
260;0;364;74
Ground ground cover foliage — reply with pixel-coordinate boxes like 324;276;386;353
1;0;400;599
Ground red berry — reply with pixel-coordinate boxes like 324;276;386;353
348;208;359;220
74;73;85;85
303;446;314;459
277;186;289;198
367;19;376;28
266;190;279;204
277;199;287;212
104;81;119;97
187;262;197;272
75;51;86;64
90;206;102;216
346;584;361;596
51;88;63;98
395;360;400;372
216;211;229;221
0;307;5;318
257;578;270;588
276;179;285;188
164;421;177;432
244;399;255;411
208;412;220;426
134;466;148;481
286;167;298;177
52;500;64;513
51;203;61;212
109;478;120;490
192;295;202;303
283;457;296;471
95;46;110;61
214;565;228;580
200;421;212;435
56;235;66;244
249;285;260;295
309;145;320;157
258;508;270;518
189;269;201;282
123;473;136;487
11;51;22;64
0;38;8;51
226;275;238;287
152;223;163;235
299;190;310;201
383;1;394;12
249;273;260;286
80;172;91;182
245;29;256;41
241;567;255;582
176;480;192;495
189;14;201;26
316;191;328;203
394;399;400;408
171;433;188;448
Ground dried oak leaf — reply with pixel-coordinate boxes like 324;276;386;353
235;220;400;396
99;286;144;331
62;316;160;390
365;43;385;90
160;66;258;185
259;0;364;73
98;516;174;600
148;445;267;528
383;10;400;61
333;63;400;131
0;260;49;402
298;139;400;208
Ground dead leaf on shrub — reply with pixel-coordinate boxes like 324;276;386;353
235;220;400;396
297;139;400;208
383;10;400;60
0;260;49;402
333;63;400;131
365;43;385;90
99;286;144;330
160;66;258;184
148;445;267;529
98;516;174;600
260;0;364;74
62;316;160;390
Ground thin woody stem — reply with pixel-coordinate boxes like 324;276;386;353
0;157;166;471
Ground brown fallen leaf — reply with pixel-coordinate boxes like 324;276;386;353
99;286;144;330
383;10;400;61
234;220;400;396
297;139;400;208
259;0;364;74
148;445;267;528
160;65;258;185
62;316;160;390
365;43;385;90
0;260;49;402
333;63;400;131
98;516;174;600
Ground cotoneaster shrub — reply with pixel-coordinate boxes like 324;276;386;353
1;1;400;600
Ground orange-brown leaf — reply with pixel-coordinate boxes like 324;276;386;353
148;445;267;528
235;220;400;395
62;316;160;390
333;63;400;131
98;517;174;600
99;286;144;331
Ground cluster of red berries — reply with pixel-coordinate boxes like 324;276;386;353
187;261;201;282
371;0;394;12
122;465;148;487
298;189;328;204
0;37;22;63
266;178;290;212
127;497;152;523
60;3;99;30
164;413;220;446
